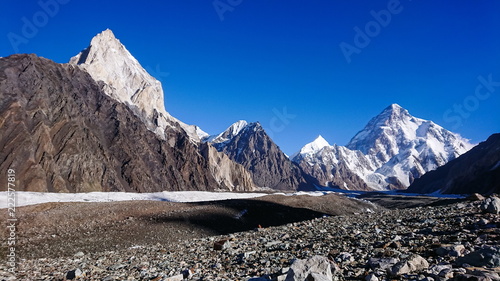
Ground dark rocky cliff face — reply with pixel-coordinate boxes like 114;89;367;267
212;123;313;191
406;133;500;195
0;54;222;192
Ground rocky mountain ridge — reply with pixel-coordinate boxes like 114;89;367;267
0;54;255;192
206;121;313;190
68;29;257;192
0;29;484;194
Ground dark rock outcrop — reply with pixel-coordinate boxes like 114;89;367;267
212;122;312;191
406;133;500;195
0;54;225;192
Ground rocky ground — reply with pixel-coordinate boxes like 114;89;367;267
1;194;499;281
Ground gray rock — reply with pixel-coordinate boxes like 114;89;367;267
467;193;486;201
436;244;466;257
481;197;500;214
365;273;379;281
285;255;338;281
390;261;412;276
214;239;231;250
408;255;429;271
74;251;85;257
165;274;184;281
428;264;453;276
368;257;399;270
456;246;500;268
66;268;83;280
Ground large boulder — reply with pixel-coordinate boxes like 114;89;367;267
480;197;500;214
285;255;339;281
456;246;500;268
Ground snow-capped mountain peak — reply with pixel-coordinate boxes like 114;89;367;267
292;135;330;159
294;104;474;191
206;120;249;144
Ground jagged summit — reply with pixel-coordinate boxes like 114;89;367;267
70;29;165;115
206;120;249;144
346;104;472;165
69;29;203;142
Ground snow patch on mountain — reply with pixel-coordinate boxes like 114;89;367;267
291;135;330;159
206;120;249;144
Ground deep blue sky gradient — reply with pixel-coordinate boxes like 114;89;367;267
2;0;499;154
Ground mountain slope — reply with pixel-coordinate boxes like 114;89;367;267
69;29;201;142
67;29;256;191
0;54;229;192
208;121;312;191
347;104;473;188
406;133;500;195
292;137;374;191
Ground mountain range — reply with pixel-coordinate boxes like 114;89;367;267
292;104;474;190
1;29;494;194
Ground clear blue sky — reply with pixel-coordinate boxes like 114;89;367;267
2;0;499;155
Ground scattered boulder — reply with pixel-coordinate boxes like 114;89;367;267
285;255;339;281
368;257;399;271
406;254;429;272
389;254;429;276
389;261;411;276
436;244;466;257
74;251;85;257
365;273;379;281
467;193;486;201
428;264;453;277
164;274;184;281
480;197;500;214
457;267;500;281
66;268;83;280
213;239;231;251
456;246;500;268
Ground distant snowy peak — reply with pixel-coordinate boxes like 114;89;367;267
207;120;250;144
291;135;330;160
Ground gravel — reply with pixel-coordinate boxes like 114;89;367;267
1;195;498;280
